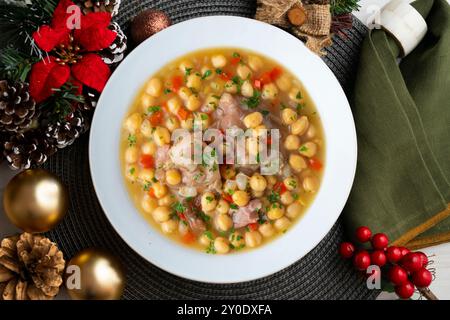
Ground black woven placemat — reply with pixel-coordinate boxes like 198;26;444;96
43;0;378;299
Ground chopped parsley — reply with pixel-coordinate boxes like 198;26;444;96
267;191;280;204
143;181;151;191
147;105;161;114
184;67;193;76
287;180;297;189
230;203;239;210
172;201;186;213
151;177;158;183
127;134;137;147
201;70;212;80
203;230;214;240
200;113;208;121
232;52;240;58
215;68;223;75
296;91;303;100
197;210;211;223
232;76;244;92
261;110;270;117
163;88;172;94
292;193;299;200
206;241;216;254
299;145;308;152
205;196;214;203
129;167;135;175
256;152;260;164
296;103;305;113
242;90;261;109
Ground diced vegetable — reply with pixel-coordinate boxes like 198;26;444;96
148;110;163;126
171;75;183;92
139;154;155;168
273;182;287;194
177;107;191;120
309;157;323;171
182;231;196;244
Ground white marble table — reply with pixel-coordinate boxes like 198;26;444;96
1;0;448;300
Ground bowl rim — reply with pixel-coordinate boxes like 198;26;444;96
89;15;357;283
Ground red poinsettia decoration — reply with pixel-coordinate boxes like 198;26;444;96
30;0;117;102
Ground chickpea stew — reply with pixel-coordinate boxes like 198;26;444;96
121;48;325;254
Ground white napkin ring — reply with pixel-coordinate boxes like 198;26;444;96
380;0;428;57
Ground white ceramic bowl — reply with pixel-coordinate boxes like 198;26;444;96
89;16;357;283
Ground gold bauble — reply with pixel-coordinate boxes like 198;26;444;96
3;169;68;233
66;248;125;300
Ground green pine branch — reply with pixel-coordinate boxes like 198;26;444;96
331;0;361;15
40;83;86;121
0;47;39;82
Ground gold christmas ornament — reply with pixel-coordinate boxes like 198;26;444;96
66;248;125;300
3;169;68;233
0;233;65;300
130;9;172;44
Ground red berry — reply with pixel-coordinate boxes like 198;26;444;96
401;252;423;273
355;226;372;243
371;233;389;250
339;242;355;259
353;250;371;270
412;268;432;288
370;250;387;267
395;281;415;299
399;246;410;257
416;252;429;267
389;265;408;285
386;246;403;263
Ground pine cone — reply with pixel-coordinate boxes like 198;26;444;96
75;0;121;16
3;129;56;170
79;88;100;111
0;80;39;134
100;22;127;66
0;233;65;300
44;110;89;149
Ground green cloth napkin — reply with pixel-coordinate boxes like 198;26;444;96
343;0;450;249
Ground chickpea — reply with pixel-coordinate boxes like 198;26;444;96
141;141;157;155
283;176;299;191
186;94;201;111
125;146;138;163
158;194;175;207
141;196;158;214
124;113;141;134
299;142;317;158
291;116;309;136
140;119;152;138
180;117;194;130
178;86;191;102
237;64;252;79
152;182;168;199
286;202;303;219
232;190;250;207
165;169;181;186
216;199;230;215
152;206;170;223
275;74;292;91
210;81;223;93
281;108;298;125
220;165;236;179
165;116;180;132
224;80;238;93
289;154;307;172
248;55;263;71
259;222;275;238
303;175;320;193
289;87;303;103
249;174;267;192
199;233;212;246
229;231;245;248
186;74;202;91
153;126;170;146
179;60;194;73
245;230;262;248
243;112;263;129
215;214;233;232
241;80;254;98
167;97;182;114
194;112;210;130
161;219;178;234
201;192;218;212
214;237;230;254
146;78;163;97
261;83;278;100
284;134;300;151
266;175;277;188
252;124;267;138
267;206;285;220
305;124;316;139
139;168;155;182
280;191;294;206
204;94;220;112
274;217;291;232
140;94;155;111
211;54;227;68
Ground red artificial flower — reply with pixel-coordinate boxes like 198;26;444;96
30;0;117;102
